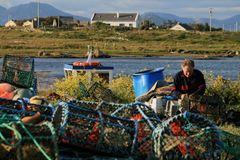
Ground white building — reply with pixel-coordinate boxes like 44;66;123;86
170;22;193;32
23;20;34;28
5;20;17;28
91;12;140;28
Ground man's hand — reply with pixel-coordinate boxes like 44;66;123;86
181;94;188;100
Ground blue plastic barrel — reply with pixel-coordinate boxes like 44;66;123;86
132;67;164;97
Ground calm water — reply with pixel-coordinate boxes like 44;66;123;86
1;56;239;87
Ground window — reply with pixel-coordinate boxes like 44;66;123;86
119;24;125;27
129;24;133;27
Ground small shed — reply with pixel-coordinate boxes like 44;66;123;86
170;22;193;32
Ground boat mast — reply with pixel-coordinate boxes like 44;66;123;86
86;45;93;63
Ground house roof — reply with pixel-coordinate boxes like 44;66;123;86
92;13;138;22
178;23;193;30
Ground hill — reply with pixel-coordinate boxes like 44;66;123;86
0;6;6;17
0;27;239;57
0;2;89;25
141;12;240;30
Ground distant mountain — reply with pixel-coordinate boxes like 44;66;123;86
0;6;6;12
141;12;193;24
0;2;89;25
0;6;6;15
141;12;240;30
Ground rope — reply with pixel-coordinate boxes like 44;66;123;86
0;123;22;147
0;113;55;160
18;122;52;160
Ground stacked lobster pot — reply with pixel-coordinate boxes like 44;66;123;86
0;113;58;160
53;102;136;158
53;101;161;159
153;112;222;160
111;102;161;158
0;98;54;121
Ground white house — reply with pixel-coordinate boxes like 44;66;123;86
23;20;34;28
91;12;140;28
170;22;193;32
5;20;17;28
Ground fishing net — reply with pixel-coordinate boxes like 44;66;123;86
1;55;35;89
0;113;58;160
53;102;136;158
88;82;120;102
153;112;222;160
0;98;54;121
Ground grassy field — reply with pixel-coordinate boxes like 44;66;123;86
0;27;240;57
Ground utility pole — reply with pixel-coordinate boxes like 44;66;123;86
37;0;40;28
8;15;12;21
222;24;225;32
58;16;60;28
209;8;213;32
236;21;238;32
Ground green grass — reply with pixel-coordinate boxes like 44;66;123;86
0;27;240;57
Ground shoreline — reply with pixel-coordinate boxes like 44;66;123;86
1;53;238;60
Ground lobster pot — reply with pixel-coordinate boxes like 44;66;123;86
68;100;99;111
112;102;160;126
219;130;240;159
64;102;160;158
68;100;123;115
53;102;137;157
0;98;24;115
68;101;160;122
186;95;225;121
153;112;221;160
16;122;58;160
1;55;35;89
88;82;119;102
24;103;54;121
0;115;58;160
0;98;54;121
111;102;161;158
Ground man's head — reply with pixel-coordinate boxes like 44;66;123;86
181;59;194;77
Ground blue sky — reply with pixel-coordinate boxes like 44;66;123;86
0;0;240;19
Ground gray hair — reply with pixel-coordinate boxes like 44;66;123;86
181;59;195;68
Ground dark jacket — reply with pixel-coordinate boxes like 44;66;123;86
172;69;206;98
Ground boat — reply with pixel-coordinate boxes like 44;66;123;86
64;45;114;83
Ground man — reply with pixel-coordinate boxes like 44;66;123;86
172;59;206;99
21;96;49;124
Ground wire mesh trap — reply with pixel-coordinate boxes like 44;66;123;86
66;100;161;158
0;98;54;121
53;102;137;158
0;113;58;160
153;112;222;160
1;55;35;89
88;82;120;102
